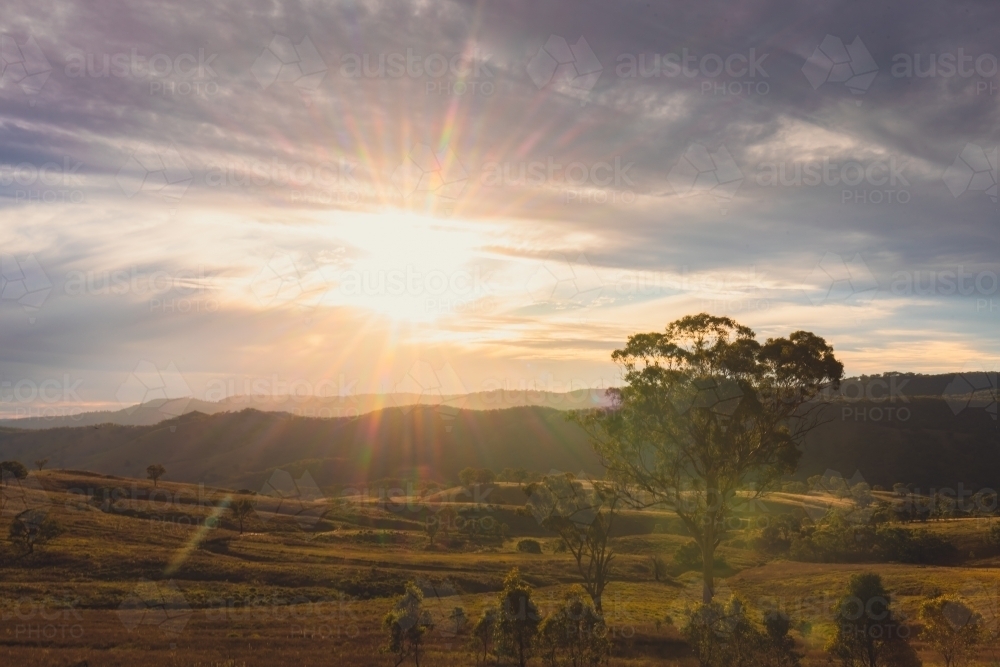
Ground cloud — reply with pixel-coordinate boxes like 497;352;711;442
0;0;998;406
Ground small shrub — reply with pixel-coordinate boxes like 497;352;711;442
673;540;727;571
651;555;668;581
8;509;62;555
684;596;800;667
538;593;609;666
986;521;1000;546
516;539;542;554
471;606;497;665
781;481;809;494
674;540;703;568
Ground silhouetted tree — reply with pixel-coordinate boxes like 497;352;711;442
0;460;28;484
525;473;621;613
472;606;498;665
580;314;843;602
146;464;166;487
827;573;921;667
9;509;62;555
230;498;254;535
538;592;609;666
920;597;983;667
495;568;541;667
382;582;430;666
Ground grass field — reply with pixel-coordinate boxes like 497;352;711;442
3;471;1000;665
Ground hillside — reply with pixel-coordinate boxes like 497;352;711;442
0;405;601;489
0;375;995;492
0;388;613;430
797;397;998;488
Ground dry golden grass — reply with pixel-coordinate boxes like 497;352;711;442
3;471;1000;665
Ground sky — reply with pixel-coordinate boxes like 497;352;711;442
0;0;998;416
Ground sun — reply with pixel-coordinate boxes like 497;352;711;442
327;210;490;323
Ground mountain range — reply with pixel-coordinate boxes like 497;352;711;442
0;373;995;492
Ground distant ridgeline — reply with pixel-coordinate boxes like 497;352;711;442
0;373;995;491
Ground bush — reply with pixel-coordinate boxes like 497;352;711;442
674;540;703;568
651;555;668;581
472;606;498;665
763;511;956;565
495;568;541;667
381;582;430;666
673;540;727;571
781;481;809;494
752;514;801;555
459;467;496;487
827;573;920;667
920;596;983;667
684;596;799;667
516;539;542;554
986;521;1000;546
0;460;29;483
8;509;61;555
538;593;609;666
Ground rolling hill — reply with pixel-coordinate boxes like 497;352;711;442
0;405;602;489
0;388;613;429
0;372;994;492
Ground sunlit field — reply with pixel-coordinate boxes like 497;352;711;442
2;470;1000;665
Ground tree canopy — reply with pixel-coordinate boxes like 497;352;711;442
579;314;843;602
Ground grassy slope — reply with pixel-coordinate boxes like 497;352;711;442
3;471;1000;665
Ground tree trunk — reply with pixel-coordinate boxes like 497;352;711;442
701;518;716;604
